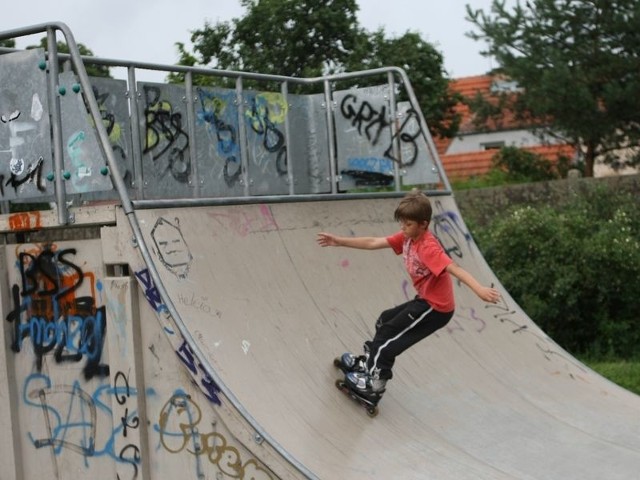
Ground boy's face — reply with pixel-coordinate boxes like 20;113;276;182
399;218;428;240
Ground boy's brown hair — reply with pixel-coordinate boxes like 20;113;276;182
394;190;432;224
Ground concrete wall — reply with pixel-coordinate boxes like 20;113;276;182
455;173;640;227
0;219;285;480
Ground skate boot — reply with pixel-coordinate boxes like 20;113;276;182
345;371;386;405
333;352;368;375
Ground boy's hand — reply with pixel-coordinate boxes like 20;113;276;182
477;285;501;304
317;232;338;247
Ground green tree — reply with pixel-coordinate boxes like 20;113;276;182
0;39;16;48
178;0;360;79
466;0;640;177
28;38;111;78
492;145;559;182
174;0;460;141
346;29;461;139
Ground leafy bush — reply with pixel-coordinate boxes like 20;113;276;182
492;146;559;182
451;146;565;191
473;187;640;358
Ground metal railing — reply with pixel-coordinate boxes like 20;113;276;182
0;22;451;218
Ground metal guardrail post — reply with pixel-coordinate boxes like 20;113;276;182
387;71;401;192
127;66;144;200
46;27;69;224
235;77;250;197
184;71;199;197
323;79;338;194
280;81;294;195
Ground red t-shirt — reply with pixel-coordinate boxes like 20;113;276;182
386;230;454;312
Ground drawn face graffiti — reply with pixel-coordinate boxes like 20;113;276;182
151;217;192;279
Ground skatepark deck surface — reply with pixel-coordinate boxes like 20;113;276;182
129;195;640;479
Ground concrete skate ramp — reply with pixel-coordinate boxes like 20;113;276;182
135;195;640;479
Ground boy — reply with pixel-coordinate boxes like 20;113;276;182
317;191;500;405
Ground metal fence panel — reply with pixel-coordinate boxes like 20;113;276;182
193;86;245;197
287;92;331;195
138;82;193;199
333;85;395;190
0;49;52;201
87;76;135;196
243;91;290;196
393;101;441;186
59;71;113;195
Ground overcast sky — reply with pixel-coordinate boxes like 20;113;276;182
1;0;501;82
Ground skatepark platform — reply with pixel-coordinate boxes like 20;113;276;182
0;21;638;480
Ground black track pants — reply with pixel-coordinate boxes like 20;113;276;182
364;298;453;380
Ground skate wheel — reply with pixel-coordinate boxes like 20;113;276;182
367;406;379;418
335;379;345;389
333;357;342;368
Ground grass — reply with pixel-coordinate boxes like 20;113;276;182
581;358;640;395
450;169;516;190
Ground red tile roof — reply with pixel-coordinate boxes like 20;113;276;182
434;75;495;156
442;144;576;180
437;74;576;180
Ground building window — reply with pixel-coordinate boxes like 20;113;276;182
481;141;505;151
490;79;522;93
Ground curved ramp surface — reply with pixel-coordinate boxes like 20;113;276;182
132;195;640;479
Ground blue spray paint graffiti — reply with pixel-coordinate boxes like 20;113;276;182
22;372;154;477
6;244;109;380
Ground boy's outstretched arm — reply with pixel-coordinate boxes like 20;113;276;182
317;232;390;250
446;262;500;303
